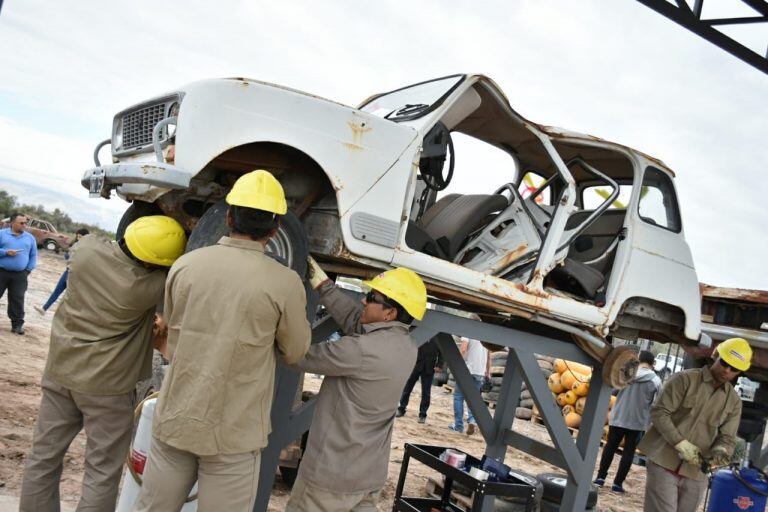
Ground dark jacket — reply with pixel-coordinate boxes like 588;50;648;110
415;339;442;375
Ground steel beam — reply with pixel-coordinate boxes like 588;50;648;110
635;0;768;75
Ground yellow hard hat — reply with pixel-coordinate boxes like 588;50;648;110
363;267;427;321
225;170;287;214
716;337;752;372
124;215;187;267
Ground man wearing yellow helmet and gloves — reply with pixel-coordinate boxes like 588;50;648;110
285;259;426;511
134;170;310;511
20;215;187;511
640;337;752;512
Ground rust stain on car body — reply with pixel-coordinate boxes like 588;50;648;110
486;243;529;275
341;142;364;151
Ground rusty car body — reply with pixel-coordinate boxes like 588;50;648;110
81;74;705;361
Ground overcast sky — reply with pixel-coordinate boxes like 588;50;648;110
1;0;766;289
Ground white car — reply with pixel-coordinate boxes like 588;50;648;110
82;74;705;386
654;353;684;378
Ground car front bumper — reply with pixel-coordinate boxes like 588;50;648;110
81;163;191;198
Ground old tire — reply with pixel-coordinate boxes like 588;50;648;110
536;473;598;509
115;201;163;240
43;239;59;252
515;407;533;420
602;345;640;389
186;199;308;279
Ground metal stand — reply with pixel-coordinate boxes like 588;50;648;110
410;310;612;512
251;306;611;512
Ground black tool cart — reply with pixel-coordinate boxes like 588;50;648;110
393;443;537;511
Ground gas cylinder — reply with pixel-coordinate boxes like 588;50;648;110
115;397;198;512
707;467;768;512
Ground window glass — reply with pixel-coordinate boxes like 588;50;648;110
582;185;632;210
639;167;681;232
518;172;551;205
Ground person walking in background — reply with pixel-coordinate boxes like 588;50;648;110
594;349;660;493
449;337;490;435
639;338;750;512
0;213;37;335
35;228;89;316
396;338;443;424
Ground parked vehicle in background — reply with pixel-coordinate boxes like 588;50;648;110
735;376;759;401
0;217;71;252
654;352;684;379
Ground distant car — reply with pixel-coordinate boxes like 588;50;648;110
0;217;71;252
735;377;759;401
654;353;684;378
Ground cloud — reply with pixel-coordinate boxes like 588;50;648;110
0;0;766;288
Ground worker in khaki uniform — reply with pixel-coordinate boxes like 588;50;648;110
639;337;751;512
20;216;187;512
286;260;426;512
133;170;311;512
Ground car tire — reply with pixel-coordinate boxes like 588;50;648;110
43;239;59;252
115;201;163;240
536;473;598;509
186;199;309;279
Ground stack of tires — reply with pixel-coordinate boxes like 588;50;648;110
481;351;555;420
536;473;598;511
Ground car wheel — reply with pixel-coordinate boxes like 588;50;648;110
186;199;309;279
116;201;163;239
536;473;598;509
44;239;59;252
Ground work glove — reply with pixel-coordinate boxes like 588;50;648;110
709;447;731;468
307;256;330;290
675;439;702;466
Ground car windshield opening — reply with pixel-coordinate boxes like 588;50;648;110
360;75;465;122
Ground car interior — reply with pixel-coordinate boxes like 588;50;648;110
404;80;643;305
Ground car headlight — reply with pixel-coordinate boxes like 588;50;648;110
167;102;180;138
113;117;123;150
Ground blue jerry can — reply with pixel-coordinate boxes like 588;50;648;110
708;467;768;511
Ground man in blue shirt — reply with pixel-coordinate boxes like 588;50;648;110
0;213;37;335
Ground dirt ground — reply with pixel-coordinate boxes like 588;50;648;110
0;251;645;511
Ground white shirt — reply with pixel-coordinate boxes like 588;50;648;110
464;338;487;376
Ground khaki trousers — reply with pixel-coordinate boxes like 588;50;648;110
20;376;135;512
286;473;380;512
133;437;261;512
644;460;708;512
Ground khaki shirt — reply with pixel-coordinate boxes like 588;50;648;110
45;235;165;395
294;282;417;493
638;367;741;480
153;237;310;456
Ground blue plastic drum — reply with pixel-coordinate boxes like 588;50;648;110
708;467;768;511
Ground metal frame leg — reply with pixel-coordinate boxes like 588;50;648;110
411;310;613;512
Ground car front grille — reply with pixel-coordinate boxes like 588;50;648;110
114;94;179;154
123;104;166;150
